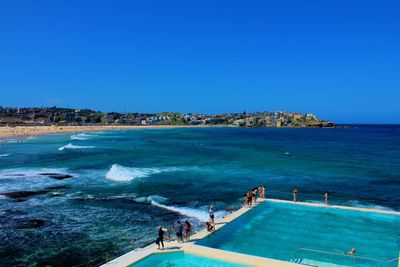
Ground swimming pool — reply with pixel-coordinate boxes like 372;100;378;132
196;201;400;267
128;251;250;267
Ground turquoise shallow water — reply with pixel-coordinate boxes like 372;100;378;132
197;201;400;267
0;126;399;266
129;252;249;267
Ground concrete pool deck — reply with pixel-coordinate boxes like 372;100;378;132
101;198;400;267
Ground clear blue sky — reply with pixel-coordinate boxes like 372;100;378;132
1;0;399;123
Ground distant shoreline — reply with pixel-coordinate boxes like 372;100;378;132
0;124;234;140
0;124;369;141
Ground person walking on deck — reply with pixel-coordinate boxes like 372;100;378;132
325;191;329;206
156;227;164;250
174;221;184;243
293;188;298;202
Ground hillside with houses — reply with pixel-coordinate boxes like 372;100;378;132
0;107;335;128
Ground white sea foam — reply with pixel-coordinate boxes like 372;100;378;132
135;195;168;204
136;195;222;222
152;202;211;221
70;133;97;141
105;164;185;182
0;154;10;157
58;143;96;151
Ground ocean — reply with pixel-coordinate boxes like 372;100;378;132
0;126;399;266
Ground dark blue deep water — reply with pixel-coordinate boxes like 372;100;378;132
0;126;399;266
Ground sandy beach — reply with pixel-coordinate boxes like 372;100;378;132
0;125;230;140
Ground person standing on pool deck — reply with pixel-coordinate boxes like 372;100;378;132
325;191;329;206
184;220;191;242
261;185;266;198
209;206;215;227
174;221;184;243
252;188;258;203
243;193;248;207
247;191;252;207
293;188;298;202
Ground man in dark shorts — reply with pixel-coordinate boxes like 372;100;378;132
174;221;184;243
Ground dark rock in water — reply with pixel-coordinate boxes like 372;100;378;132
48;174;73;180
46;185;69;190
1;190;49;200
38;172;74;180
39;173;60;176
16;219;45;229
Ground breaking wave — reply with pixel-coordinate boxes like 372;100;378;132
105;164;185;182
135;195;222;222
0;154;10;157
135;195;168;204
58;143;96;151
70;133;97;141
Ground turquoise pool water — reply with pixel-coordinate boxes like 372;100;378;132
197;201;400;267
128;252;249;267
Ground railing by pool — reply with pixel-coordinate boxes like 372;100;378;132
292;247;399;267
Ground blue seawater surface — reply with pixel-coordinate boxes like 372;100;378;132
0;126;399;266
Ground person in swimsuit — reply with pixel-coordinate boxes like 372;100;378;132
252;188;258;203
262;185;266;198
209;206;215;227
184;220;191;242
325;191;329;206
293;188;298;203
347;248;356;255
247;191;252;207
243;193;248;207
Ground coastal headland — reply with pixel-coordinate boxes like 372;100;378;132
0;107;336;141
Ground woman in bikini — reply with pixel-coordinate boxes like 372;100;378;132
325;191;329;206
